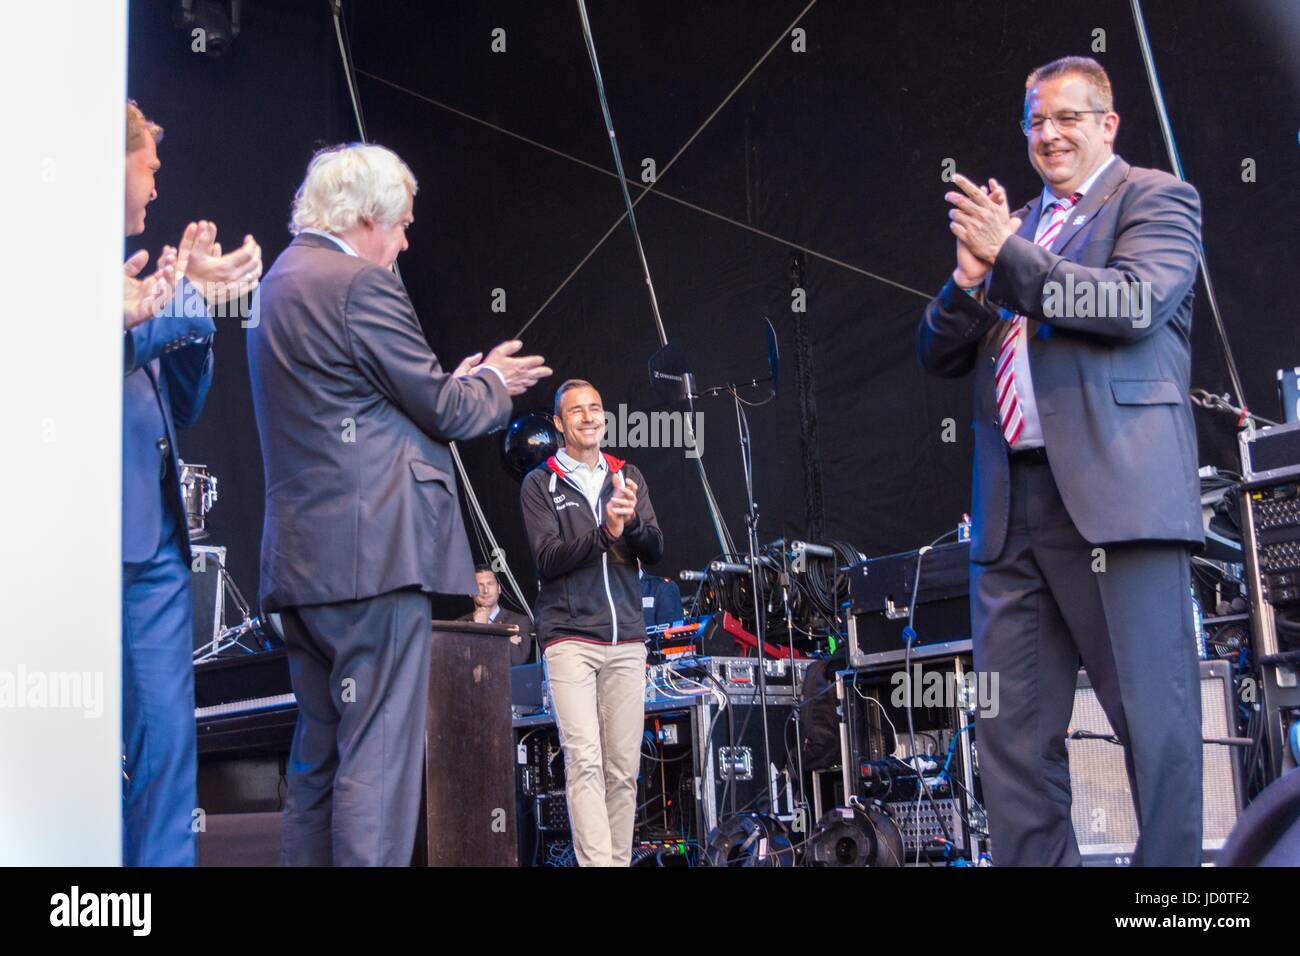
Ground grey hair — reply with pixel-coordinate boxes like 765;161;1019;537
290;143;418;236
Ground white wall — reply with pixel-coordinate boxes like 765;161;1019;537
0;0;127;865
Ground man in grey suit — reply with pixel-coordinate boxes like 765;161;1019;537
917;57;1204;865
248;143;550;866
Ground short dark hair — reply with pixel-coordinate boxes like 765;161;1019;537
1025;56;1114;112
473;563;495;576
553;378;598;417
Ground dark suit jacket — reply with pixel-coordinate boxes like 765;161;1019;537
123;280;215;563
641;573;683;628
247;233;511;610
457;606;534;665
917;158;1204;563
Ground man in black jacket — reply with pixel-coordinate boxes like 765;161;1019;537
520;380;663;866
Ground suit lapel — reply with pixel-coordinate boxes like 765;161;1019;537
1015;200;1040;243
1051;157;1130;257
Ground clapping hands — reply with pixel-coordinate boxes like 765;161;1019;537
177;220;262;307
946;174;1021;287
604;474;638;537
122;248;177;330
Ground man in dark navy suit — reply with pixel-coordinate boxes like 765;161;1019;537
917;58;1204;865
121;100;262;866
640;565;683;629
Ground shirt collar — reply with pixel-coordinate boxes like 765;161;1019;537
555;447;607;474
300;228;359;258
1039;153;1117;212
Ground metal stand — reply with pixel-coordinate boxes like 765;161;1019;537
775;540;810;832
730;387;779;812
192;562;267;662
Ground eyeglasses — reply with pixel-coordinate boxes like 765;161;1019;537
1021;110;1106;136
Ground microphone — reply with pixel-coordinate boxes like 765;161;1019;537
790;541;835;558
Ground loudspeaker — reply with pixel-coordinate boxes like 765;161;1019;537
1066;659;1243;865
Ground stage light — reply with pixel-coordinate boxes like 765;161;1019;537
172;0;242;58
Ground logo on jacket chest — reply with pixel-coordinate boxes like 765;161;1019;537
552;493;581;511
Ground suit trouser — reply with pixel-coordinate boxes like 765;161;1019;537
971;453;1203;866
122;496;197;867
544;640;647;867
278;588;432;867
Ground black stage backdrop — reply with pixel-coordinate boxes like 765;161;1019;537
128;0;1300;619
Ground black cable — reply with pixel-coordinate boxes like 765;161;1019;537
329;1;368;143
685;664;741;819
900;528;960;862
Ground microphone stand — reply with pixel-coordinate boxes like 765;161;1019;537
693;372;779;815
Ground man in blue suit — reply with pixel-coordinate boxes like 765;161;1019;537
917;58;1204;865
640;565;683;630
121;100;262;866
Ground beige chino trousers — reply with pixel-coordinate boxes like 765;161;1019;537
543;639;647;866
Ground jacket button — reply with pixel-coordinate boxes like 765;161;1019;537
156;437;170;455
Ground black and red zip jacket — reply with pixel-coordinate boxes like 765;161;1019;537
520;452;663;651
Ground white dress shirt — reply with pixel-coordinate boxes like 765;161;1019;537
1007;154;1117;450
555;447;608;513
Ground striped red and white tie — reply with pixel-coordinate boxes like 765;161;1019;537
993;192;1082;446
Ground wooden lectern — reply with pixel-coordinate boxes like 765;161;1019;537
415;620;521;866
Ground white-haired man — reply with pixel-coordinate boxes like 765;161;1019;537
247;143;551;866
